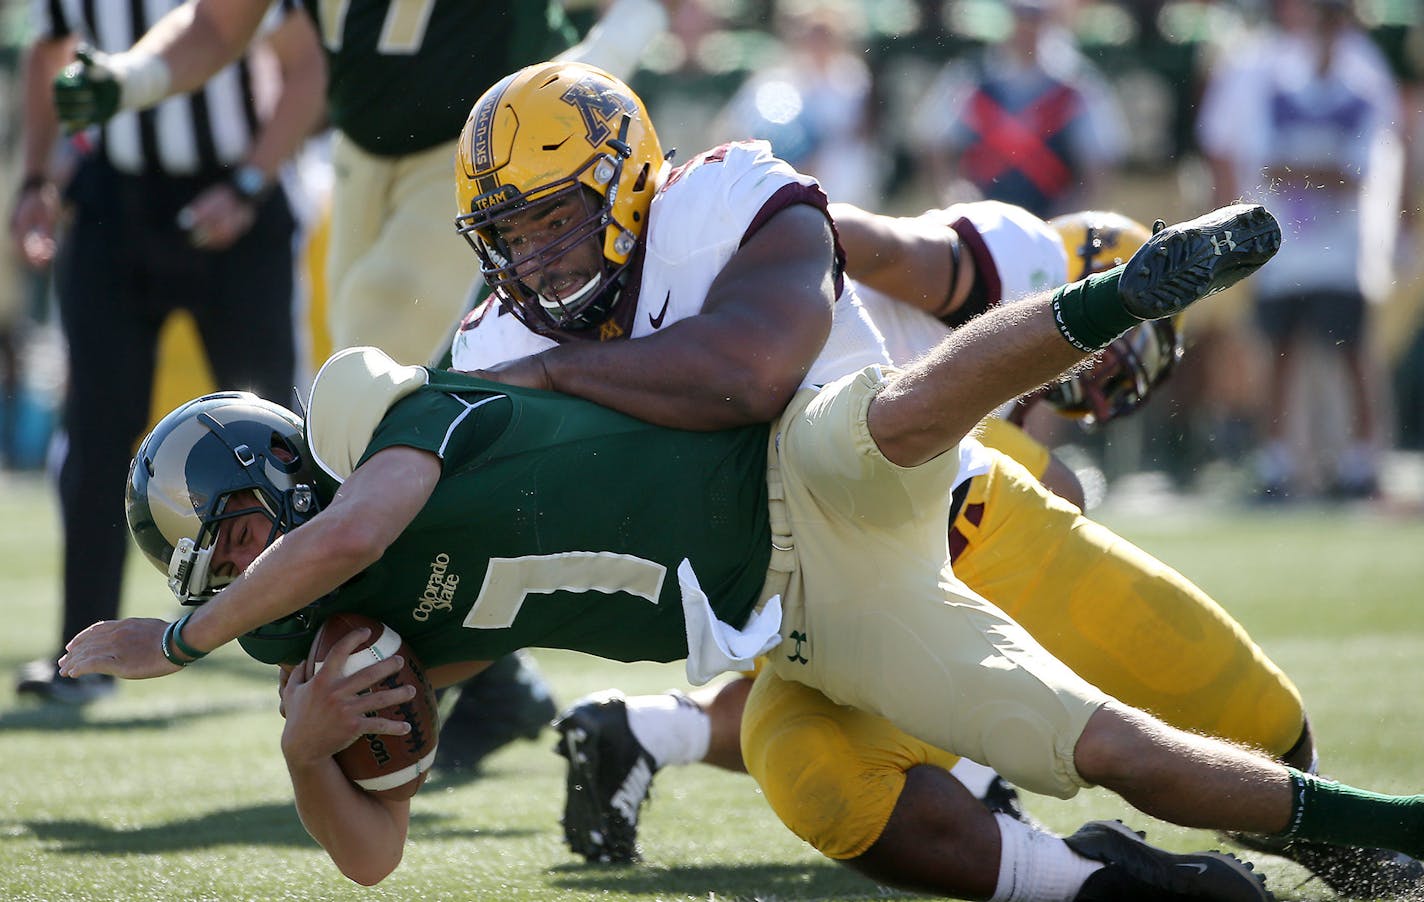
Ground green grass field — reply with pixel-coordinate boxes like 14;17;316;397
3;471;1423;901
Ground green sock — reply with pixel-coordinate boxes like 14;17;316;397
1284;768;1424;856
1047;265;1142;352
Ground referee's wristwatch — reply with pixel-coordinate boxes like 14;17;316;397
228;164;271;205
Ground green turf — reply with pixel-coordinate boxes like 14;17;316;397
3;472;1422;901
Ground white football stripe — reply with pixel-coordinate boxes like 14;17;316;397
311;623;404;676
354;746;438;793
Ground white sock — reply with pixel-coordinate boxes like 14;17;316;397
623;691;710;769
990;813;1104;902
949;757;1000;799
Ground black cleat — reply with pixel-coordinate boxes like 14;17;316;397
1118;204;1282;319
15;658;115;705
1233;833;1424;900
980;775;1044;829
1069;820;1275;901
433;651;556;777
554;690;660;864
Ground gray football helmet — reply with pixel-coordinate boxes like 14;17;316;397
126;391;322;604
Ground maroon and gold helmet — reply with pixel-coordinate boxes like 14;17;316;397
1044;211;1184;425
454;61;666;332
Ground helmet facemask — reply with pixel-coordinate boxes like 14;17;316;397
459;167;632;332
165;446;317;604
1045;318;1183;426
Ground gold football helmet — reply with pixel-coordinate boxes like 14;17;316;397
454;61;667;331
1044;211;1184;424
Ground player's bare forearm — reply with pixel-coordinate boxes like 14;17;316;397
869;296;1086;467
19;37;73;181
539;317;812;429
427;659;493;690
282;635;414;884
831;202;968;315
62;448;440;680
182;447;440;654
539;202;835;430
287;756;410;885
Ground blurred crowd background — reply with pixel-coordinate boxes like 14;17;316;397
3;0;1423;507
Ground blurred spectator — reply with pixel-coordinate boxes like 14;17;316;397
910;0;1128;218
627;0;762;160
712;0;884;206
9;4;323;703
1197;0;1404;500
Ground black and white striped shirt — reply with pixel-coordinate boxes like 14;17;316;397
32;0;291;177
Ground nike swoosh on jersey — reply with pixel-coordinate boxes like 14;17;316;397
649;291;671;329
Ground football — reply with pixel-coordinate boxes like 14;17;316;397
302;612;440;800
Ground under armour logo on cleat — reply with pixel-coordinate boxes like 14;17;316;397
1210;232;1237;255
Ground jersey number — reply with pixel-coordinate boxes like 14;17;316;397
317;0;436;54
463;552;667;629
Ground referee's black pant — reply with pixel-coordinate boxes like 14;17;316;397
53;155;298;650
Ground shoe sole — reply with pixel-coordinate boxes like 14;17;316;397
556;711;639;864
15;680;116;705
1118;204;1282;319
1071;820;1275;902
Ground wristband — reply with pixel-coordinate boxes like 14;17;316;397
160;619;189;667
110;51;172;111
933;232;963;318
169;610;210;661
1047;266;1142;352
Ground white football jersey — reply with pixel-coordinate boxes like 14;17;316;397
448;141;1003;485
450;140;888;382
866;200;1068;366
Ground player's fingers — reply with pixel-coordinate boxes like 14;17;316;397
356;684;418;715
313;627;371;678
354;715;413;737
341;655;405;694
63;619;111;651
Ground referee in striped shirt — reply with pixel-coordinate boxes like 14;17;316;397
9;1;325;704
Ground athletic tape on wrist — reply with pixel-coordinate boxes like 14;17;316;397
111;52;172;111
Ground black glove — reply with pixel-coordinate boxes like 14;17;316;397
53;45;122;132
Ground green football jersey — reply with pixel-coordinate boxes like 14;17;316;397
276;369;772;669
301;1;577;156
